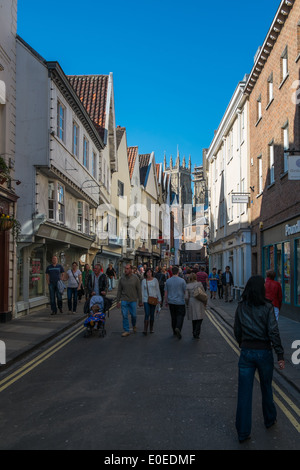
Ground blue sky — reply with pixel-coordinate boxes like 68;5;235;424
17;0;280;169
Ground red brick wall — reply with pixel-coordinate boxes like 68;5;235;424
249;0;300;274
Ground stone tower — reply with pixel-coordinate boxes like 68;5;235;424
163;151;192;207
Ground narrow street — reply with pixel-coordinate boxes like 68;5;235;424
0;302;299;451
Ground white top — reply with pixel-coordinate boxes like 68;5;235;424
67;269;82;288
141;278;161;303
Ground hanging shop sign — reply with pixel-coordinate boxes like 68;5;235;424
288;155;300;181
232;193;250;204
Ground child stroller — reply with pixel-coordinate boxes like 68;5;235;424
83;295;113;338
84;308;106;337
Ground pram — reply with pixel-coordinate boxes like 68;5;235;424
84;295;106;338
84;309;106;337
83;295;113;338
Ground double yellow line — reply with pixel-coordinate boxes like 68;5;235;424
206;309;300;434
0;302;117;393
0;325;85;393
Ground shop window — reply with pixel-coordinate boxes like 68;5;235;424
276;243;282;287
17;255;23;302
29;248;45;299
283;242;291;304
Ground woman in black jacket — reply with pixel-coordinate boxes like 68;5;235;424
234;275;285;443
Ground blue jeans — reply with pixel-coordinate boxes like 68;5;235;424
121;301;137;332
236;348;277;440
67;287;78;312
143;302;156;322
108;277;114;290
49;283;62;313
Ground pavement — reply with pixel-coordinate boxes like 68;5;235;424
0;287;300;393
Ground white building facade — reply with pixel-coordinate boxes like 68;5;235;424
15;37;105;314
0;0;19;321
206;78;252;298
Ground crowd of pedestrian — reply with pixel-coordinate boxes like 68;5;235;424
45;255;285;444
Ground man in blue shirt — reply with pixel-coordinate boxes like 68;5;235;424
46;255;65;315
165;266;187;339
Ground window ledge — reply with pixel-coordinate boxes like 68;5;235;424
279;73;289;89
256;192;263;199
255;117;262;127
267;181;275;190
266;98;274;111
280;171;288;180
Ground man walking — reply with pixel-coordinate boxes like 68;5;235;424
46;255;65;315
87;264;108;298
116;264;143;337
197;266;209;291
222;266;234;302
165;266;187;339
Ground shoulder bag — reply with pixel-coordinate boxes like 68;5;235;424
146;280;158;306
193;285;207;304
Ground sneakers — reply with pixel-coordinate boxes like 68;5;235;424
121;331;130;337
175;328;182;339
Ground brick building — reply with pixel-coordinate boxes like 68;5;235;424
245;0;300;318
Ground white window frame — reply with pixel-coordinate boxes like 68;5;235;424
283;123;289;174
84;202;90;235
257;95;262;121
258;155;263;194
48;181;55;220
83;136;89;169
73;121;79;157
92;150;97;179
48;181;65;223
269;142;275;185
77;201;83;232
57;183;65;224
57;101;66;142
268;73;273;104
281;46;288;82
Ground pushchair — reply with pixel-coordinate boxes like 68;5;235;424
84;308;106;337
83;295;113;338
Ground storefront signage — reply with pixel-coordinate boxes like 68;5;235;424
232;194;249;204
285;220;300;236
288;155;300;180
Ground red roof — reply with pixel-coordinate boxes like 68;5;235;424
68;75;109;140
127;146;138;179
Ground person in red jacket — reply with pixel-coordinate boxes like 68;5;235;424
265;270;283;321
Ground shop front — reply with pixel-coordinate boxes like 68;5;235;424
16;222;95;316
0;191;18;322
262;216;300;320
209;230;252;300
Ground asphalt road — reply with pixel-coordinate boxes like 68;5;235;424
0;304;299;451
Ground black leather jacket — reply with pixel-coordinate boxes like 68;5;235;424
87;273;108;297
234;301;284;360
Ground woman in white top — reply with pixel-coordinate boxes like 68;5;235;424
65;262;82;314
141;268;161;335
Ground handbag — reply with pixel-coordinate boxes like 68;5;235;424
193;285;207;304
146;280;158;306
57;279;66;294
